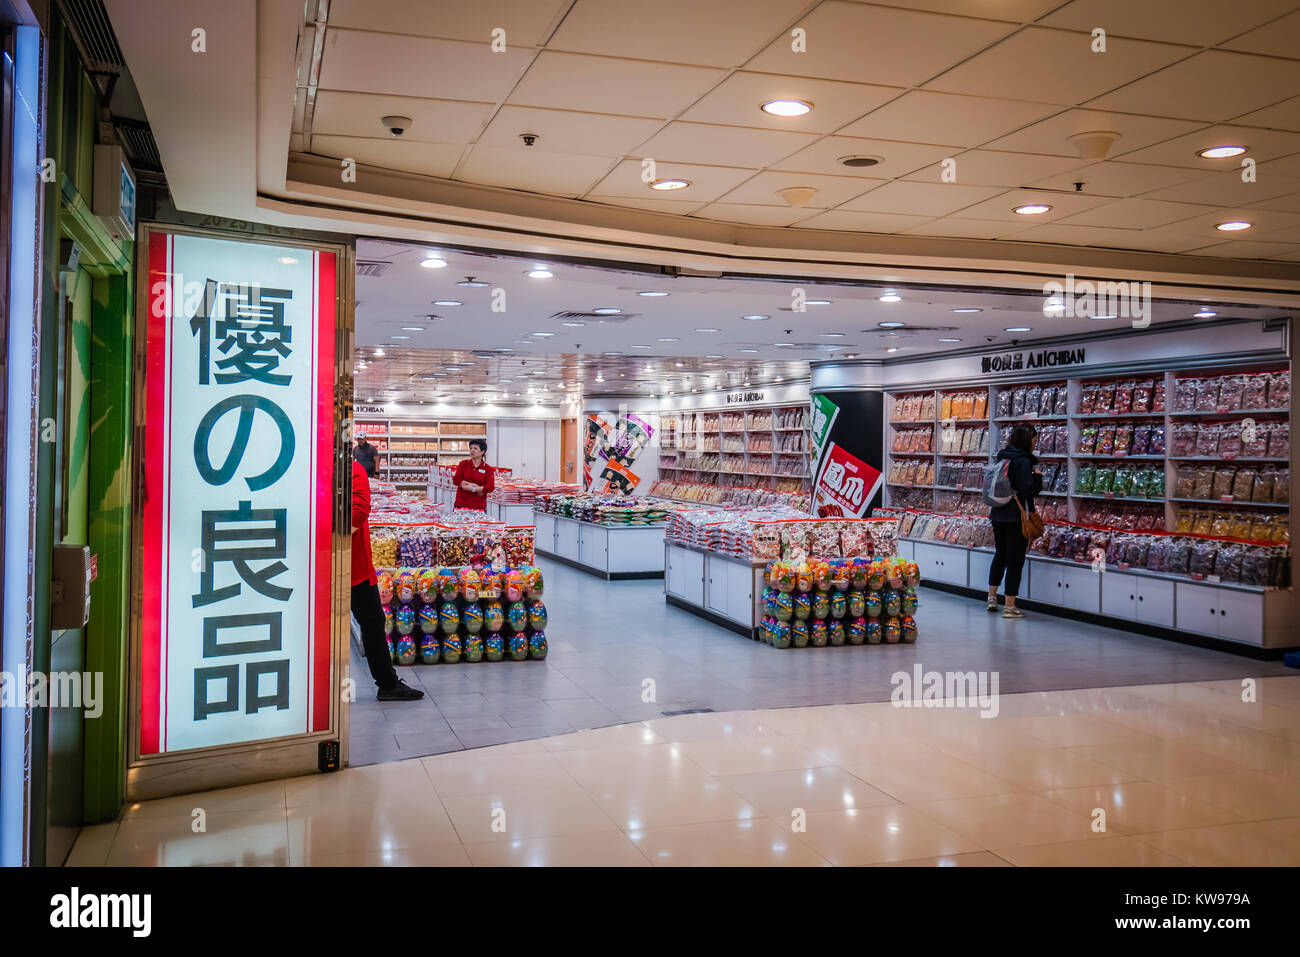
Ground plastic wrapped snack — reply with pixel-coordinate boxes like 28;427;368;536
809;521;842;558
1168;538;1192;575
1145;537;1170;574
1173;465;1196;499
1076;465;1096;494
1132;379;1154;413
1268;369;1290;408
1078;426;1099;455
1195;424;1221;458
1077;383;1098;415
436;528;474;567
996;389;1013;418
370;530;400;569
1268;421;1290;459
1039;385;1056;416
1192;465;1215;500
1196;378;1222;411
1098;424;1117;456
839;522;871;559
1188;540;1217;578
1113;424;1133;456
1275;467;1290;504
1114;379;1135;414
1173;378;1198;412
502;527;535;567
1211;466;1236;500
1232;467;1258;501
1218;375;1245;411
1171;422;1198;456
869;520;900;558
781;523;811;561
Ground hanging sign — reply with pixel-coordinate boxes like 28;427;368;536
138;230;336;755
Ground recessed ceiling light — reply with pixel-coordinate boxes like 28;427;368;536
562;321;586;327
775;376;783;382
592;307;621;315
373;348;385;357
457;277;490;287
603;351;623;356
740;348;759;353
761;99;812;117
658;337;679;342
419;255;448;268
1194;310;1217;318
432;300;462;307
533;332;555;337
938;337;962;343
675;362;684;367
743;314;769;321
844;353;858;359
1215;220;1252;231
804;299;832;306
878;321;905;328
695;327;720;332
838;155;883;168
500;378;512;383
527;265;554;278
1198;145;1247;159
1013;203;1052;215
399;326;424;331
879;292;902;302
886;347;899;353
391;335;410;340
705;354;724;358
631;344;651;348
951;308;981;314
278;256;298;265
1005;326;1032;332
774;341;794;347
637;291;669;297
649;178;690;191
1093;314;1118;320
819;332;845;338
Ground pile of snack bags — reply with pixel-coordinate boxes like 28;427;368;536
377;565;548;664
370;518;535;570
759;556;920;649
536;493;673;525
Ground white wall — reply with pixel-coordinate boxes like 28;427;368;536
491;418;561;481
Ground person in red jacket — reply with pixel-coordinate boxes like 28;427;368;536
452;438;495;511
352;451;423;701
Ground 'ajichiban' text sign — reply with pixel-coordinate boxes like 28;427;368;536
140;231;335;755
981;347;1086;375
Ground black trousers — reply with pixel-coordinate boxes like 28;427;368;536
352;581;399;690
989;520;1028;598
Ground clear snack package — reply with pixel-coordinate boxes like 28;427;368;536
996;389;1013;418
1241;373;1269;410
1218;421;1242;459
1094;381;1116;412
1148;424;1166;456
1192;465;1215;499
1173;378;1199;412
1153;379;1167;412
1211;466;1236;499
1011;387;1027;417
1268;421;1290;458
1132;379;1154;413
1195;423;1221;458
1039;385;1056;416
1188;539;1217;577
1114;424;1133;455
1078;383;1098;415
1275;468;1290;504
781;523;810;561
1098;424;1117;455
1232;467;1257;501
1195;377;1221;412
1078;425;1099;454
1171;422;1198;456
1054;386;1069;415
1268;369;1290;408
1131;423;1152;455
1173;465;1197;498
1217;375;1245;410
1168;538;1192;575
1114;379;1135;414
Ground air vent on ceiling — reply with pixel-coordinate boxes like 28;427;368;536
356;261;392;277
63;0;126;73
548;311;640;323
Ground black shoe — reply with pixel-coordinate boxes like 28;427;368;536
377;679;424;701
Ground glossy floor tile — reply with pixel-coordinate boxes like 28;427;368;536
73;677;1300;866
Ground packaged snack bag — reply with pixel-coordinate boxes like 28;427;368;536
772;619;793;648
1268;421;1289;458
773;590;794;621
810;619;828;647
1196;423;1222;458
441;632;462;664
1195;378;1221;412
377;570;396;605
783;524;811;562
1132;379;1153;413
828;559;851;591
418;603;438;635
1218;375;1245;410
848;617;867;645
793;591;813;620
382;604;394;636
1152;379;1167;412
458;566;481;603
865;620;883;644
1212;466;1236;499
1148;424;1166;456
505;569;526;602
1114;379;1135;414
1242;373;1269;410
812;591;830;619
1173;378;1198;412
828;619;846;646
507;632;528;661
394;570;417;604
484;632;504;662
528;631;548;660
791;619;810;648
883;618;902;644
996;389;1013;418
479;569;503;600
1268;369;1290;407
1078;426;1099;454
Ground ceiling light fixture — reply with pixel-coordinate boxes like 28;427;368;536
649;178;690;191
1198;145;1246;159
658;337;679;342
951;308;981;314
432;300;463;307
695;327;720;333
938;337;962;343
878;321;905;328
743;314;769;321
820;332;845;338
527;265;554;278
761;99;812;117
637;291;669;297
886;347;899;353
1013;203;1052;215
562;321;586;327
1194;310;1217;318
804;299;832;305
1215;220;1252;231
458;277;490;287
592;307;621;315
879;292;902;302
1005;326;1032;332
400;326;425;331
419;255;448;268
532;332;555;337
373;348;385;357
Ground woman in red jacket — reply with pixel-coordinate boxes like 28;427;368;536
452;438;495;511
352;449;423;701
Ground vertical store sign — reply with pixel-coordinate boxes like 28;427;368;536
139;231;335;755
810;391;885;518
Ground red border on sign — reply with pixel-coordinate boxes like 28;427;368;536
312;251;335;732
140;231;169;755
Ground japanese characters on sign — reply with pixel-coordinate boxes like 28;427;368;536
139;231;335;755
813;442;883;519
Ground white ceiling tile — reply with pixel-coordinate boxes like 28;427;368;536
1222;9;1300;57
986;109;1204;158
771;135;954;178
1155;207;1300;240
839;180;1004;216
588;159;758;201
680;72;903;134
713;170;881;208
746;1;1015;87
1028;161;1216;197
457;146;616;197
476;106;663;157
328;0;571;45
311;91;493;144
1249;190;1300;213
948;187;1111;222
1232;97;1300;132
508;52;726;119
1179;241;1300;259
1141;168;1300;206
792;209;934;232
320;30;533;101
924;27;1193;106
550;0;812;67
1114;124;1300;169
1057;198;1221;229
1247;220;1300;242
1040;0;1296;46
1086;51;1300;123
898;218;1034;239
309;135;465;178
847;0;1064;20
1255;153;1300;179
903;149;1084;187
636;121;819;167
584;195;710;215
838;90;1058;147
692;203;822;227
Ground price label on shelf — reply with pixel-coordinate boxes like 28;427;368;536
1219;495;1235;503
1104;492;1115;499
1207;574;1222;584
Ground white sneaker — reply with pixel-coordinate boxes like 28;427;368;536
986;597;998;612
1002;607;1025;619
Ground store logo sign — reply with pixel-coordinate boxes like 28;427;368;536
726;391;765;404
981;347;1085;374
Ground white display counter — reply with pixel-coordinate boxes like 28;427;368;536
663;542;765;638
533;510;666;580
899;536;1287;650
487;502;538;526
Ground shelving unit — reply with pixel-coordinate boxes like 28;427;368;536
657;404;812;495
353;415;489;490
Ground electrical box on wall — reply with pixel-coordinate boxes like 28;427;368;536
92;145;137;240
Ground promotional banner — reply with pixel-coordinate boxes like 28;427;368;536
583;412;655;494
810;391;885;518
139;231;335;755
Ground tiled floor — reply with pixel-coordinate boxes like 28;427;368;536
346;558;1295;766
70;677;1300;866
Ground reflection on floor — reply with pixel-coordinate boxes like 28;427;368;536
71;677;1300;866
346;559;1294;767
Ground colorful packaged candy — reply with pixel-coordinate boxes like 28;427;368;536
793;591;813;620
526;567;544;598
848;617;867;645
419;633;441;664
828;619;846;646
462;602;484;634
884;618;902;644
463;633;484;663
484;632;505;662
506;600;529;631
770;561;796;593
416;569;438;603
865;561;885;591
442;633;463;664
418;603;438;635
394;632;416;665
508;632;529;661
865;592;882;617
479;570;503;600
396;603;416;636
851;560;870;590
791;619;810;648
901;588;918;615
505;569;526;602
847;591;866;618
829;591;847;619
382;604;394;636
529;630;548;660
773;590;794;622
810;619;828;647
828;559;850;591
528;599;548;630
458;567;481;602
385;635;394;661
811;592;830;619
865;620;882;644
796;563;814;593
376;570;395;604
900;615;918;644
484;600;504;632
883;590;901;617
437;568;459;601
395;570;417;604
770;618;791;649
439;600;460;634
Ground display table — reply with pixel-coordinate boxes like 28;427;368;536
487;502;538;526
897;536;1288;650
663;542;765;637
533;511;666;580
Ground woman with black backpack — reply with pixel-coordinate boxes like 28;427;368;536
987;423;1043;619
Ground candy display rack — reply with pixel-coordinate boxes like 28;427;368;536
353;414;489;491
658;404;812;495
